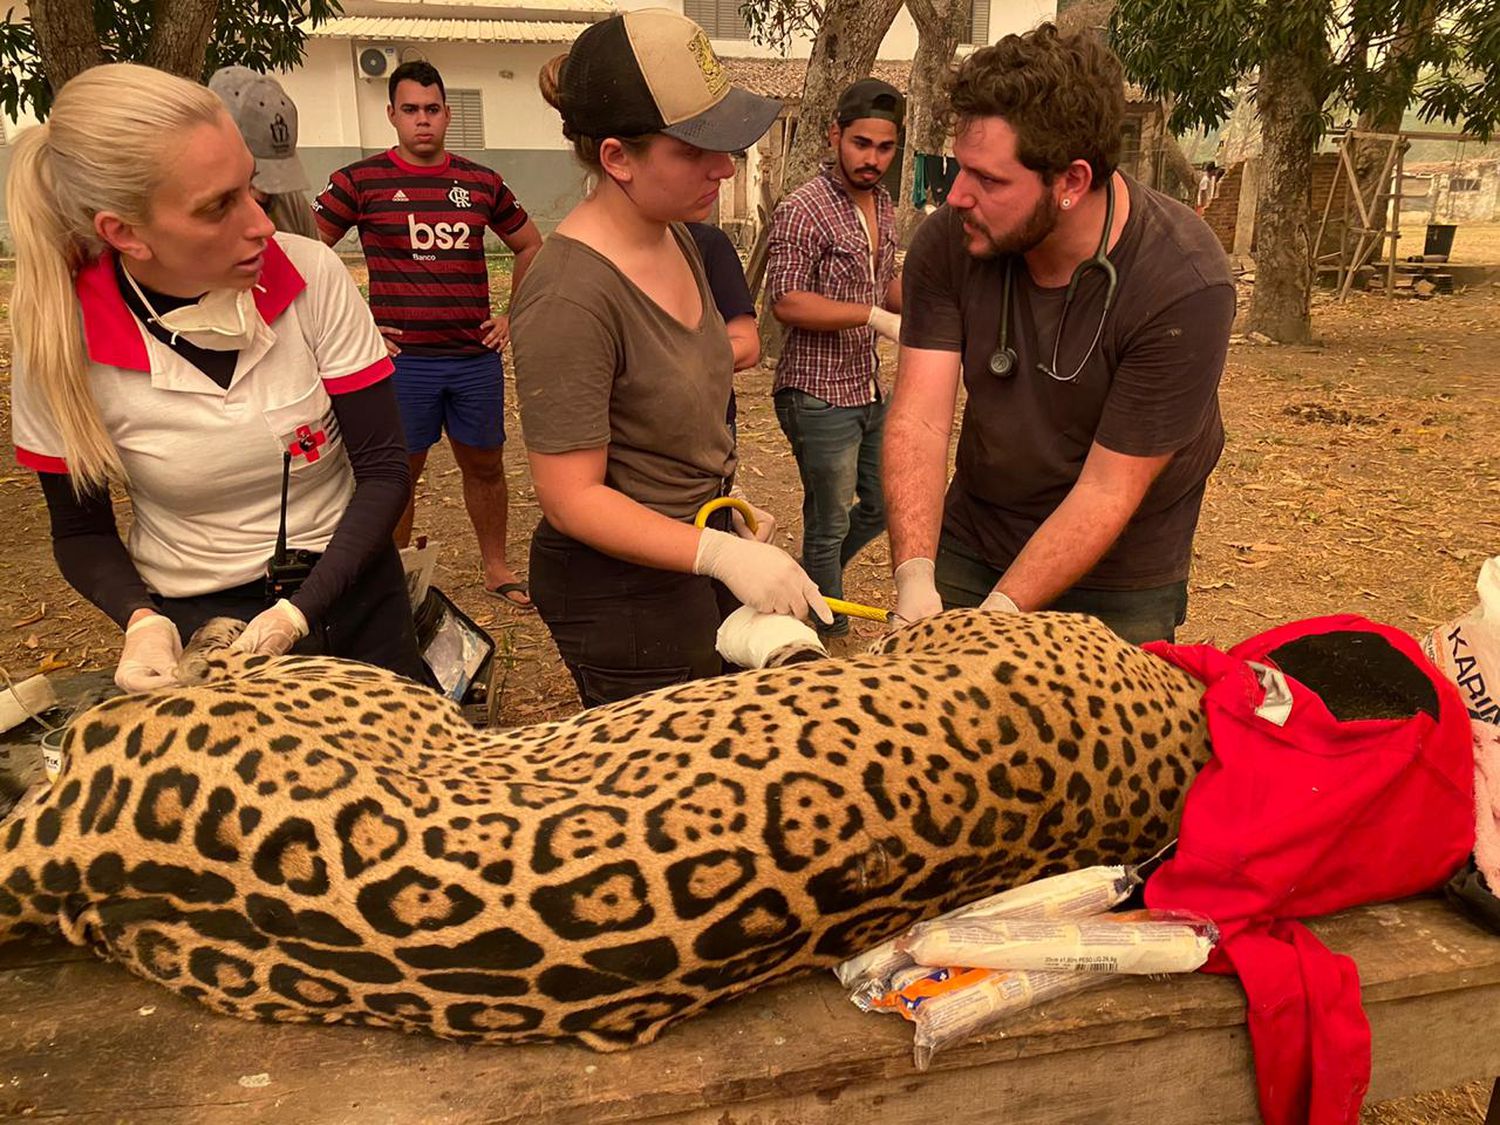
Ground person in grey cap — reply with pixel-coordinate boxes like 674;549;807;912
765;77;905;638
512;8;830;708
209;66;317;239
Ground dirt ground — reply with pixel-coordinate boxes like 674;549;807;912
0;234;1497;1118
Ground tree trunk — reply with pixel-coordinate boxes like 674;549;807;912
759;0;904;357
1349;0;1435;238
780;0;906;194
28;0;102;90
145;0;223;79
896;0;968;241
1246;41;1326;344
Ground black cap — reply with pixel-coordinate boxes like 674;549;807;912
560;10;783;153
835;78;905;127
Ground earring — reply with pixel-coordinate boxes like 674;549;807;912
1061;198;1072;209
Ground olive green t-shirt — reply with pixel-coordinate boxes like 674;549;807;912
511;224;736;521
902;176;1235;590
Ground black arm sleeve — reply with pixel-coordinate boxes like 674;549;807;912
37;473;154;630
287;379;411;627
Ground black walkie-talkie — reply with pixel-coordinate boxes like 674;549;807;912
264;452;320;602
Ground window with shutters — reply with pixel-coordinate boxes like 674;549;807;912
961;0;991;45
684;0;751;39
446;88;486;150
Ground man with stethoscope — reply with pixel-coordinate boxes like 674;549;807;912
882;24;1235;644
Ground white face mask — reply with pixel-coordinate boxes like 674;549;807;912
121;268;261;352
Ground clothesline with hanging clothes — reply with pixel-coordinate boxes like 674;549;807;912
913;153;961;208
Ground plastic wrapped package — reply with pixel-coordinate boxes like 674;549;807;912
909;968;1109;1070
833;864;1142;992
899;909;1219;975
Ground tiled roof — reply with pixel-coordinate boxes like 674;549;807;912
309;16;592;40
720;58;912;100
721;56;1154;105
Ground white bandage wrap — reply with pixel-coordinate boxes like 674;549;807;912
715;606;826;669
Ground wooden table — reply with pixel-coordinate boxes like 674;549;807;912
1;897;1497;1123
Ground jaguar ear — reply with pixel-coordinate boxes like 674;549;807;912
174;618;249;685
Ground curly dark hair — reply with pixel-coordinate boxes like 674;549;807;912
943;23;1124;188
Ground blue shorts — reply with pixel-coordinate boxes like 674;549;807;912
391;351;506;453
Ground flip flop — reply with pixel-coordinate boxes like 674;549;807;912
486;580;534;611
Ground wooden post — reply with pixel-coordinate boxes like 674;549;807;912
1387;141;1404;299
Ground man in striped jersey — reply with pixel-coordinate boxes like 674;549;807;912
314;61;543;608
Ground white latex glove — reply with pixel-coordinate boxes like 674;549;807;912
694;529;834;625
728;488;777;544
866;305;902;343
230;599;309;657
114;614;183;693
980;589;1021;614
892;557;944;626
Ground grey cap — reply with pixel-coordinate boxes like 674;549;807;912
209;66;311;194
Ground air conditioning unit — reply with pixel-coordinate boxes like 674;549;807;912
357;45;400;80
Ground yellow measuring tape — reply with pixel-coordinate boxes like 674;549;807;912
695;497;890;623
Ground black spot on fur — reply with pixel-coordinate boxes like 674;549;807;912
356;867;485;938
189;946;258;997
396;927;545;971
445;1002;543;1035
79;721;120;753
557;993;697;1044
583;937;679;982
416;971;528;997
532;804;629;875
252;818;329;896
335;798;408;878
692;888;799;962
129;861;235;904
135;768;201;844
245;894;364;946
280;940;405;984
664;849;757;921
530;861;654;941
268;963;350;1008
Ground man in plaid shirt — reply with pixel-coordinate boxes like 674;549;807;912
767;79;905;636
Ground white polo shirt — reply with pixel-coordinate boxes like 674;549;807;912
12;233;394;599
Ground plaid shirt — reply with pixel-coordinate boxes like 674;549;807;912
766;165;899;406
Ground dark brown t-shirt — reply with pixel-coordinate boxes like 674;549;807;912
511;224;736;521
902;176;1234;590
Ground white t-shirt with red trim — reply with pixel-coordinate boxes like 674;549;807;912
11;232;393;599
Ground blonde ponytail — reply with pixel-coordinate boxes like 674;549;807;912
5;63;227;493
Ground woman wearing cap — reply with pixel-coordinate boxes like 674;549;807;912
210;66;319;239
6;63;424;689
512;8;831;708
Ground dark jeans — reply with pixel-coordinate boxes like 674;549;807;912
774;389;888;632
153;543;427;681
935;531;1189;645
529;519;740;708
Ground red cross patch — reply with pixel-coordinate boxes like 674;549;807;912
288;424;327;464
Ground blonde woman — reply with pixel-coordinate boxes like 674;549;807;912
7;63;424;689
512;9;831;708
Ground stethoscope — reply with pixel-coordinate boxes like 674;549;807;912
988;177;1118;383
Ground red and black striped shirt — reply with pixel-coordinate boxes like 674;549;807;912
313;148;529;356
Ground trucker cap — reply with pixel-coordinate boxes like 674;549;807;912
559;9;783;153
836;78;906;127
209;66;311;195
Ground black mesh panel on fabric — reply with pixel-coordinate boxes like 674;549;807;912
560;18;665;139
1267;631;1440;723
